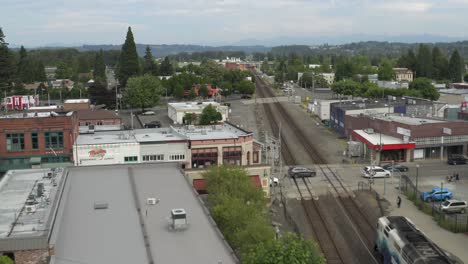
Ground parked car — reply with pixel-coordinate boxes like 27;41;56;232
441;200;467;214
142;110;156;116
144;121;161;128
382;164;409;172
420;188;452;202
362;166;390;178
447;155;467;165
241;94;252;99
288;167;316;178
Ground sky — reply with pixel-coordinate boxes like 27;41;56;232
2;0;468;47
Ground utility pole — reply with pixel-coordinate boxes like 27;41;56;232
279;121;283;178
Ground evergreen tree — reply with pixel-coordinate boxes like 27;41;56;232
159;56;174;76
34;60;47;82
431;47;448;80
17;46;29;82
77;55;90;73
0;28;16;95
448;49;463;83
93;50;106;80
143;45;157;75
117;27;140;87
416;44;433;78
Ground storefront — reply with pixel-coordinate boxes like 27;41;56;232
352;129;416;164
74;142;140;166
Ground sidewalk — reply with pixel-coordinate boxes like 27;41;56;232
372;181;468;262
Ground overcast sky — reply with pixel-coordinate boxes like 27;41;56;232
2;0;468;47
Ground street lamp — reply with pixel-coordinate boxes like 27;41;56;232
415;164;420;194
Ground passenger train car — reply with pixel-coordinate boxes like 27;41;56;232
375;216;454;264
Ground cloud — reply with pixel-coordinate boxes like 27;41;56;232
370;1;433;13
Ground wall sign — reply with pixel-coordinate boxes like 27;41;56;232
396;127;411;137
89;148;107;159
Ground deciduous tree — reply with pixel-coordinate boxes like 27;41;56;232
378;60;395;81
409;77;439;101
199;104;222;125
198;84;209;98
123;74;163;111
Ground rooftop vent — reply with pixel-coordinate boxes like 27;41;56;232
94;201;108;210
171;208;188;230
364;128;374;134
147;198;160;205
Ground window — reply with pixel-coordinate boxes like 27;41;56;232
253;151;259;163
6;133;25;151
44;131;64;149
142;154;164;162
97;121;103;125
192;148;218;168
223;146;242;165
124;156;138;162
31;132;39;150
169;154;185;161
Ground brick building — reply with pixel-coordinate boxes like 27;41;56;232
76;109;121;126
0;112;78;172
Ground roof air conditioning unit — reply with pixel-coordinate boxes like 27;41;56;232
147;198;160;205
25;205;37;214
171;208;188;230
364;128;374;134
94;201;108;210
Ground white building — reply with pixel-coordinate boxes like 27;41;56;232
168;102;229;124
393;68;413;82
377;81;409;89
320;73;335;85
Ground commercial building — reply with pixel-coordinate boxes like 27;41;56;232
73;123;270;193
0;111;78;172
346;113;468;163
319;73;335;85
168;101;229;124
63;99;90;111
0;164;238;264
330;97;447;137
376;81;409;89
393;68;414;82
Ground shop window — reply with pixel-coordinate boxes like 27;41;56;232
44;131;64;149
6;133;25;151
223;146;242;165
124;156;138;162
31;132;39;150
192;148;218;168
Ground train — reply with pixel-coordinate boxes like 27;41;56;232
375;216;455;264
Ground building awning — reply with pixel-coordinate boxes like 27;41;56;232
352;130;416;150
193;175;262;194
29;157;41;165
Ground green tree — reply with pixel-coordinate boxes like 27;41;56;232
199;104;222;125
88;79;112;106
17;45;30;82
331;80;361;97
243;233;325;264
431;47;448;80
93;50;106;80
55;62;73;79
409;77;439;100
159;56;174;76
183;112;197;124
448;49;463;83
397;49;417;71
378;60;395;81
118;27;140;87
173;84;184;99
189;87;197;99
0;255;14;264
0;28;16;95
124;74;163;111
416;44;433;78
237;80;255;94
76;54;90;73
35;60;47;82
198;84;209;98
143;45;157;75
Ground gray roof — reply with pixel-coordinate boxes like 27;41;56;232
51;163;237;264
331;96;435;111
0;168;65;251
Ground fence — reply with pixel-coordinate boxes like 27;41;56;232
401;175;468;233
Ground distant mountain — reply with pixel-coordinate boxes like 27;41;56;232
77;44;270;57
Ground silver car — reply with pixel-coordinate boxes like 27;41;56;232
441;200;467;214
288;167;316;178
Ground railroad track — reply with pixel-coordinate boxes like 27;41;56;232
319;165;379;261
255;76;326;164
292;177;346;264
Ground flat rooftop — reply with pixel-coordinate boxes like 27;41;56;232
0;111;73;119
353;129;411;146
332;96;435;111
169;101;222;111
51;163;237;264
373;114;446;125
0;168;65;240
76;123;250;145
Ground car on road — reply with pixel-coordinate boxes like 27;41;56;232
441;199;467;214
142;110;156;116
382;164;409;172
362;166;391;178
447;155;467;165
420;187;452;202
240;94;252;99
144;121;161;128
288;167;316;178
